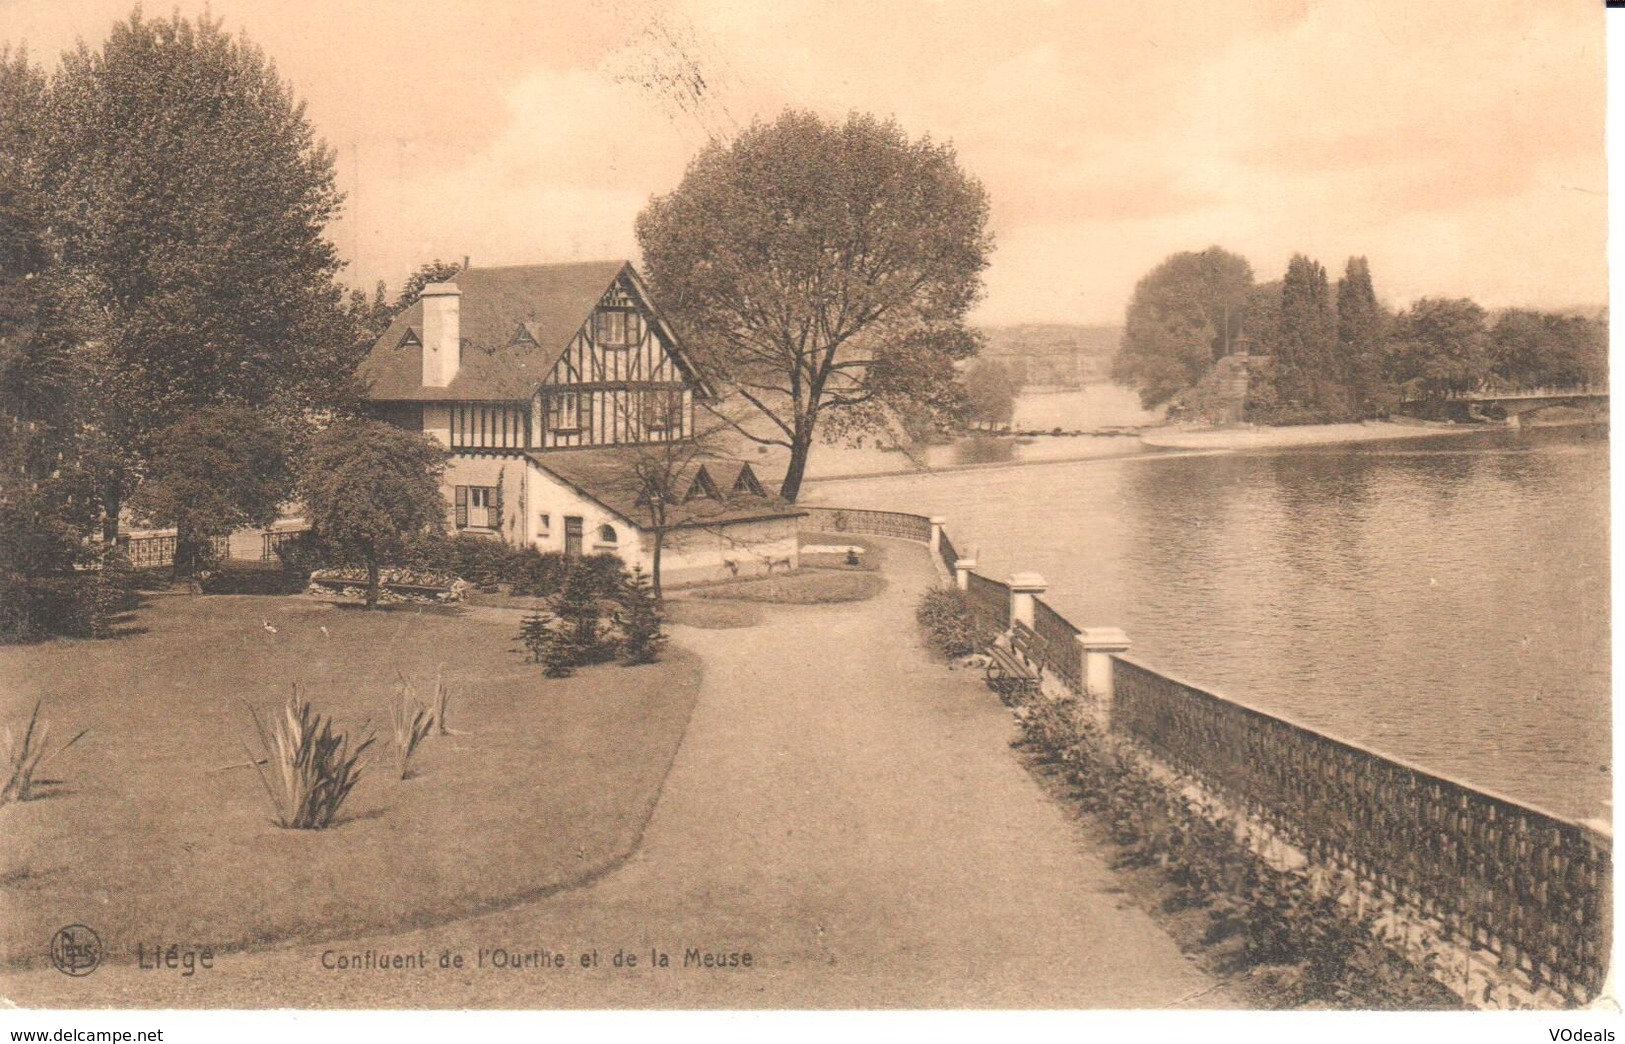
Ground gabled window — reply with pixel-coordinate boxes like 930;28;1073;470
593;309;644;348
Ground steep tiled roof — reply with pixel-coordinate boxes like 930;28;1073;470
361;260;630;401
527;449;804;530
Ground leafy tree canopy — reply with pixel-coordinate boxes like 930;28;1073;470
300;419;447;608
129;407;292;574
39;10;357;528
1386;297;1491;399
1111;246;1254;409
636;109;992;501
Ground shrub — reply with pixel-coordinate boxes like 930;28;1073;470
242;687;374;829
557;560;617;665
615;565;668;665
89;548;138;636
198;561;308;595
518;610;553;663
518;610;575;677
272;529;328;580
2;701;89;804
916;585;980;659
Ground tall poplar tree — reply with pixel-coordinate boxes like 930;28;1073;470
39;10;356;537
1272;254;1343;421
1335;256;1393;417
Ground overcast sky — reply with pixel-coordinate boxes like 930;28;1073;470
1;0;1606;325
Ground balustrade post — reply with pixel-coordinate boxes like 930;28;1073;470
1078;628;1132;730
954;556;976;591
929;516;946;556
1008;572;1046;630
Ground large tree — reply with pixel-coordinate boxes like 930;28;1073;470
1489;309;1607;390
636;109;992;501
0;46;103;638
1335;257;1395;417
38;11;357;538
1386;298;1491;400
300;420;447;609
1111;247;1254;409
1271;254;1346;420
128;407;291;576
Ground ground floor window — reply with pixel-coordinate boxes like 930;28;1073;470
454;485;501;529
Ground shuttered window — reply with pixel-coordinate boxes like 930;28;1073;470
454;486;501;530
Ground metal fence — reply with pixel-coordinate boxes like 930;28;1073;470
1112;655;1611;1002
261;529;308;562
1032;597;1082;692
964;571;1010;636
120;529;294;568
119;533;178;569
799;506;932;542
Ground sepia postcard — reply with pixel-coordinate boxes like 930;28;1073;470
0;0;1614;1039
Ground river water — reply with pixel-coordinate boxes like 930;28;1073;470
805;421;1611;822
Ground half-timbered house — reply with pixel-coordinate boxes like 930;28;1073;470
360;260;803;584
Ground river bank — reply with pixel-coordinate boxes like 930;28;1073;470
1135;417;1481;451
802;418;1501;485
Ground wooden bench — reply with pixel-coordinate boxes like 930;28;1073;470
984;620;1046;699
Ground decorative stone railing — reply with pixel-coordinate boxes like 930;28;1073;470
811;502;1613;1005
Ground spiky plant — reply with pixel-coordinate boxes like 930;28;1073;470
430;665;456;736
2;702;88;804
389;685;434;780
243;687;373;829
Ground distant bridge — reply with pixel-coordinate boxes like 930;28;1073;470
1398;384;1608;426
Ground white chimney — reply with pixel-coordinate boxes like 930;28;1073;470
420;282;462;388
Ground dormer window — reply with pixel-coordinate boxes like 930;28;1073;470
397;327;421;349
683;467;721;502
732;466;766;498
594;309;643;348
512;324;537;347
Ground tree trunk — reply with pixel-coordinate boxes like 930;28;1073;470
101;483;122;545
651;530;664;602
173;528;204;579
778;431;814;503
365;552;380;609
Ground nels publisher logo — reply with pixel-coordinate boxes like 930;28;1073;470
50;924;102;977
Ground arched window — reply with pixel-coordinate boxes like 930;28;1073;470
597;524;618;545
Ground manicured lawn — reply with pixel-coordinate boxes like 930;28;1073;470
0;593;701;969
689;569;884;604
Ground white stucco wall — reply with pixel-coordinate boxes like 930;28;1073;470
440;455;801;587
519;460;646;567
442;454;533;545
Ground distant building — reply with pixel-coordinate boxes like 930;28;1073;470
359;260;803;585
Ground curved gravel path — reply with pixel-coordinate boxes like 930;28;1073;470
3;540;1233;1008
